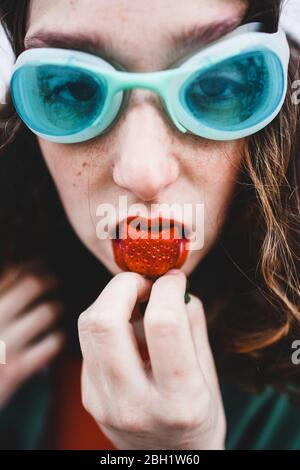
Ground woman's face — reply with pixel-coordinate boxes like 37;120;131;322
25;0;247;276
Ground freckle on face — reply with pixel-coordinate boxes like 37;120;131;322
32;0;247;278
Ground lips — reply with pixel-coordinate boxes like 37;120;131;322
112;216;189;278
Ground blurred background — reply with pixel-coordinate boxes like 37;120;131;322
280;0;300;41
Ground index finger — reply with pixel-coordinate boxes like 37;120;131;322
78;272;153;389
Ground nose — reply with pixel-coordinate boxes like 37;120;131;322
112;91;180;201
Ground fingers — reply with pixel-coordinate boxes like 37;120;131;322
77;272;225;445
186;294;219;387
0;331;64;408
0;265;23;293
78;272;153;392
143;271;204;393
2;300;64;356
0;273;58;327
16;331;65;383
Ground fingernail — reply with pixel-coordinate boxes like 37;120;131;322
167;269;182;275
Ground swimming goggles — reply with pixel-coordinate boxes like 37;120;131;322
10;22;290;144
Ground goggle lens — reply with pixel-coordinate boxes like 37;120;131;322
180;50;284;132
12;64;108;136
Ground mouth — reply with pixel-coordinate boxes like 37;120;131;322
111;216;190;279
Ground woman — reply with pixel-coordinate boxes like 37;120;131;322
0;0;299;450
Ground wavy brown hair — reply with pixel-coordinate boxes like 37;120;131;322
0;0;300;397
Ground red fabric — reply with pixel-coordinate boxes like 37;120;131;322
49;354;117;450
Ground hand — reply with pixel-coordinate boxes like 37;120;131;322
78;271;226;450
0;264;65;408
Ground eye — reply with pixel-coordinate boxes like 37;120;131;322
44;78;99;104
194;76;243;99
32;64;108;133
36;65;106;109
180;51;275;130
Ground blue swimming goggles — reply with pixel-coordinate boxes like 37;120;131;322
10;22;290;144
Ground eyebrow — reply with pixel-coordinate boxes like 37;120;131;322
24;18;243;69
169;19;242;51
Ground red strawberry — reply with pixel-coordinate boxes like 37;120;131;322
112;216;189;278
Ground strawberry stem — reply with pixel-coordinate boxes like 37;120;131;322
184;278;191;304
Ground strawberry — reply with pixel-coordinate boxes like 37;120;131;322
112;216;189;278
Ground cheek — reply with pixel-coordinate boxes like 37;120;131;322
37;139;97;237
38;138;92;200
208;144;242;204
192;138;243;190
37;138;115;250
189;139;244;236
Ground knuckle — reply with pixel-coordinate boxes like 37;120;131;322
162;405;202;430
157;387;211;431
77;310;91;332
95;313;117;335
106;362;125;383
78;308;116;336
117;409;145;433
111;392;151;433
145;313;180;336
83;399;105;425
81;387;105;424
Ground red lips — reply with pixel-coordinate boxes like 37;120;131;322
112;216;189;278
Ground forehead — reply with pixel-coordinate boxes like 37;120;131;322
26;0;248;70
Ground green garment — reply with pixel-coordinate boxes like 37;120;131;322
0;369;299;450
